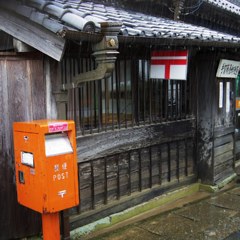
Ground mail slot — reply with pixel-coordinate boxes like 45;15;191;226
13;120;79;213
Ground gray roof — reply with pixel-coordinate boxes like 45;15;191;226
4;0;240;41
0;0;240;60
206;0;240;14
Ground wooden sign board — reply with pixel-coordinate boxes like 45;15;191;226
216;59;240;78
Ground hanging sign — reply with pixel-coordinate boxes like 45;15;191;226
150;50;188;80
216;59;240;78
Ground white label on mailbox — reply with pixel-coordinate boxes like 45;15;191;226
21;152;34;167
45;133;73;157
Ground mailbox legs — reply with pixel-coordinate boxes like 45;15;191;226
42;212;60;240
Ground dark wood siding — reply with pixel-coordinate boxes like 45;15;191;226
69;119;196;228
196;51;238;185
214;127;234;183
0;54;45;239
56;47;197;229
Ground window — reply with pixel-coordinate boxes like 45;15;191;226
62;57;191;135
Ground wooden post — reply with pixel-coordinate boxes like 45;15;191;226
42;213;61;240
173;0;185;20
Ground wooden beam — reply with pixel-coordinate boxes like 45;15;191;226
77;118;196;162
0;8;65;61
0;31;13;51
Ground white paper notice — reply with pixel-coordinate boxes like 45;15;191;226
21;152;34;167
45;133;73;157
219;82;223;108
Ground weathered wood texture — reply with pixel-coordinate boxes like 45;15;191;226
68;119;196;228
213;127;235;183
0;31;13;51
0;55;45;239
235;139;240;162
70;175;197;230
195;52;217;185
195;51;238;185
0;8;65;61
77;119;195;162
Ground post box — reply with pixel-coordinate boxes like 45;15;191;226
13;120;79;214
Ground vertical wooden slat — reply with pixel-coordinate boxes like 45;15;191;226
176;141;180;182
77;163;81;214
74;59;80;131
134;60;139;125
131;60;135;126
142;60;145;123
116;61;121;129
98;80;103;132
170;81;174;120
179;81;183;119
86;80;90;129
30;59;46;120
89;81;94;134
138;149;142;192
185;139;188;176
167;143;171;182
81;84;85;135
93;81;97;131
176;82;179;119
159;145;162;185
64;58;67;85
154;79;158;122
61;58;65;85
124;59;128;128
105;78;110;131
164;81;168;121
138;60;141;124
184;80;187;118
90;161;95;210
149;77;152;124
128;151;132;196
159;80;163;122
149;147;152;188
104;157;108;204
117;156;120;200
111;72;114;130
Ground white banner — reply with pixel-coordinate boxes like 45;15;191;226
216;59;240;78
150;50;188;80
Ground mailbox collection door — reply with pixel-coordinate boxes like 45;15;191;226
14;131;43;213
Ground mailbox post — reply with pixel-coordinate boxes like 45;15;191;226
13;120;79;239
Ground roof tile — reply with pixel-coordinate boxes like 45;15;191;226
2;0;240;45
205;0;240;14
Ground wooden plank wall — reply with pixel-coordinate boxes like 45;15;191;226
69;119;196;228
213;127;235;183
195;51;238;185
235;139;240;163
0;54;45;239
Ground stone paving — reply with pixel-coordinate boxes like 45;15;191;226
86;183;240;240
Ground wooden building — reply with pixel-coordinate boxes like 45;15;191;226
0;0;240;238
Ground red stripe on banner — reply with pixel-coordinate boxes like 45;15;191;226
165;64;170;79
151;59;187;65
151;50;188;57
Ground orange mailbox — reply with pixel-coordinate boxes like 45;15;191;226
13;120;79;239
